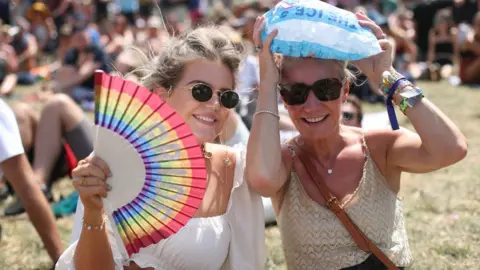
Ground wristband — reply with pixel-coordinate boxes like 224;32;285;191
385;78;406;130
398;87;424;114
380;70;405;95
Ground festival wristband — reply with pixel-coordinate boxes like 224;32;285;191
398;87;424;114
380;70;405;95
385;78;406;130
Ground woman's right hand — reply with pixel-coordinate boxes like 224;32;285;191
253;16;280;89
72;153;112;213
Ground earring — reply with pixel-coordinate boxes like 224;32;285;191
167;86;173;97
201;143;212;159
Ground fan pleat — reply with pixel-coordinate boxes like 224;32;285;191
105;77;126;130
118;93;153;137
142;182;204;204
121;204;157;247
101;75;114;128
146;174;206;189
114;210;143;253
126;105;171;144
145;156;206;168
112;212;136;254
135;191;195;224
140;188;199;217
123;96;164;141
140;136;202;162
143;148;204;162
115;89;142;137
128;200;177;242
136;132;190;155
94;71;207;257
134;124;187;154
143;181;205;200
129;108;172;146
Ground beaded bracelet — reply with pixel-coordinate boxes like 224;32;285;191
380;70;405;95
83;215;107;231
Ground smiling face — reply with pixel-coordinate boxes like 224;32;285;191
281;58;349;140
156;59;235;144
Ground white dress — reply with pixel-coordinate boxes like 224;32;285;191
0;99;24;179
56;145;265;270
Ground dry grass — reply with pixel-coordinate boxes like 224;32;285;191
1;81;479;269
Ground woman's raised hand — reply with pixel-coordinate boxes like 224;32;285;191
72;153;112;213
253;16;280;89
352;11;394;85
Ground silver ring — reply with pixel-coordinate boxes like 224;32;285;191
380;33;387;39
255;45;262;52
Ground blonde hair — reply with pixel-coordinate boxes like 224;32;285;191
275;55;357;84
135;25;243;91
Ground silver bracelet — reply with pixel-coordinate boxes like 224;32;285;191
253;110;280;119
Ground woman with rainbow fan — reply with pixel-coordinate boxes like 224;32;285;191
56;26;265;270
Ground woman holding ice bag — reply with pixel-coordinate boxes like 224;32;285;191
245;1;468;269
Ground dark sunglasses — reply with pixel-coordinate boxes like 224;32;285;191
342;111;356;121
189;83;239;109
278;78;343;106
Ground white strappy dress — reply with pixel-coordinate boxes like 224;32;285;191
56;145;265;270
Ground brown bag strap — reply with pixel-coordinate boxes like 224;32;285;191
290;142;399;270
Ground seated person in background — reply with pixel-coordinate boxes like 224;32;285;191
26;2;57;53
389;8;416;43
10;21;39;85
54;24;73;68
341;95;363;128
0;26;18;96
452;0;479;26
134;16;169;53
103;14;135;62
0;98;63;264
47;27;111;105
4;94;93;218
427;9;458;81
382;11;419;79
351;6;411;103
458;11;480;85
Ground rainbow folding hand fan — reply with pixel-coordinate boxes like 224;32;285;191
93;70;207;256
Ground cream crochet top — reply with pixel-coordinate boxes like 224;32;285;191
278;136;413;270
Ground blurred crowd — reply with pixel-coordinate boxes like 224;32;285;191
0;0;479;265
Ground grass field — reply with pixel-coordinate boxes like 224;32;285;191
1;81;479;270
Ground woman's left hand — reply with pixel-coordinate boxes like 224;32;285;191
352;11;394;86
